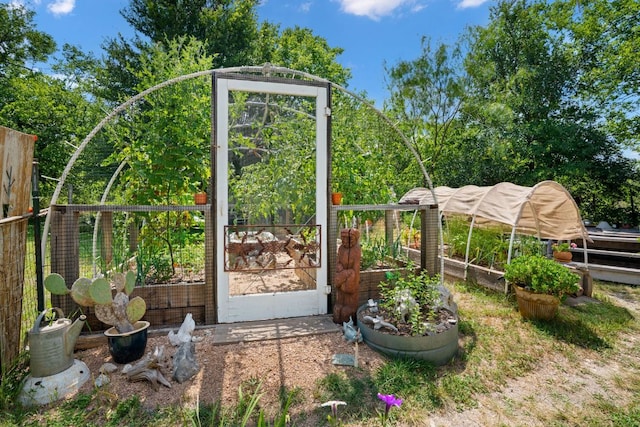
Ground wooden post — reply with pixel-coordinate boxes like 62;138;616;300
128;219;139;253
50;207;80;316
0;126;35;370
204;206;216;323
101;211;113;272
384;210;394;252
421;204;439;276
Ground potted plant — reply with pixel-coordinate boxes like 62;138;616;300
503;254;581;320
356;268;458;366
194;181;208;205
44;271;149;364
552;241;577;263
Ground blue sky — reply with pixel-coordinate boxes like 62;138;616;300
12;0;493;105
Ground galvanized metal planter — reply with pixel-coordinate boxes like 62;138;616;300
356;304;458;366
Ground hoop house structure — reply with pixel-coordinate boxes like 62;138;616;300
41;65;441;329
400;181;590;287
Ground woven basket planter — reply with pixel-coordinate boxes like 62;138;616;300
553;251;572;263
514;286;560;320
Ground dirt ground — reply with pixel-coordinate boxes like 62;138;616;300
72;283;639;426
76;329;386;425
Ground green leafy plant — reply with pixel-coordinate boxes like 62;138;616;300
44;271;146;333
360;236;407;270
321;400;347;426
552;242;577;252
443;216;546;270
503;255;581;297
0;350;29;413
378;268;445;336
400;227;420;248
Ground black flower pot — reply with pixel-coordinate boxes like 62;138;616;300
104;321;150;364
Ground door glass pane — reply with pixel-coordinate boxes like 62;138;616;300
226;90;318;295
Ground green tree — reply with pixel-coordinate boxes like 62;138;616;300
0;3;55;76
112;37;213;205
104;37;213;272
461;0;635;222
385;37;466;186
547;0;639;151
122;0;258;67
98;0;259;102
0;4;102;202
252;25;351;86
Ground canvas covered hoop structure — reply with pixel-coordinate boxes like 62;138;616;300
400;180;590;275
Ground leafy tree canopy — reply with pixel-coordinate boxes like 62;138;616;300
0;3;55;76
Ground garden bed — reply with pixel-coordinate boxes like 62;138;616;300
358;264;419;307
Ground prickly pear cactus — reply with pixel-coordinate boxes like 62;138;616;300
43;271;146;334
70;277;95;307
127;296;146;323
92;274;144;334
44;273;69;295
89;277;113;305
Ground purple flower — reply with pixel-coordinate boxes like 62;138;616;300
377;393;402;417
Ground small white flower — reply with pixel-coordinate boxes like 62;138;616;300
321;400;347;418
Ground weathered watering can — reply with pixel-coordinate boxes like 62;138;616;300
28;308;86;377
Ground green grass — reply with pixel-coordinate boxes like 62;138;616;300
3;280;639;426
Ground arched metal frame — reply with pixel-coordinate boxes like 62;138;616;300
42;65;443;301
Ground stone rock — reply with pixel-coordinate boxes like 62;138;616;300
99;363;118;374
168;313;195;346
172;341;200;384
95;373;110;388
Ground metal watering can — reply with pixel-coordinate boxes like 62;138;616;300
28;308;86;377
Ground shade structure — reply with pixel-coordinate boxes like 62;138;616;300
400;181;589;242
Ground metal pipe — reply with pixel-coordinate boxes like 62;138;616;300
32;160;45;312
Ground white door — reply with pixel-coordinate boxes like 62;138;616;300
215;76;329;323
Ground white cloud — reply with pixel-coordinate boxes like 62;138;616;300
299;2;313;13
47;0;75;16
337;0;414;21
7;0;43;8
8;0;26;9
456;0;490;9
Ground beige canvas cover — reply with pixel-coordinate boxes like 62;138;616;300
400;181;589;241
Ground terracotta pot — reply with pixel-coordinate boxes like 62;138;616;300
331;192;343;205
194;192;207;205
553;251;572;263
514;286;560;320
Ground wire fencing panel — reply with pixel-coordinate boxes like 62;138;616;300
0;126;36;371
48;205;210;331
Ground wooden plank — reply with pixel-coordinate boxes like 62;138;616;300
51;204;211;212
188;283;206;306
0;127;36;219
582;263;640;286
0;219;27;369
573;248;640;259
50;209;80;316
0;127;35;369
205;207;215;323
170;284;189;308
101;212;113;271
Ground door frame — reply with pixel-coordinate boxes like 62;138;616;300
213;74;330;323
